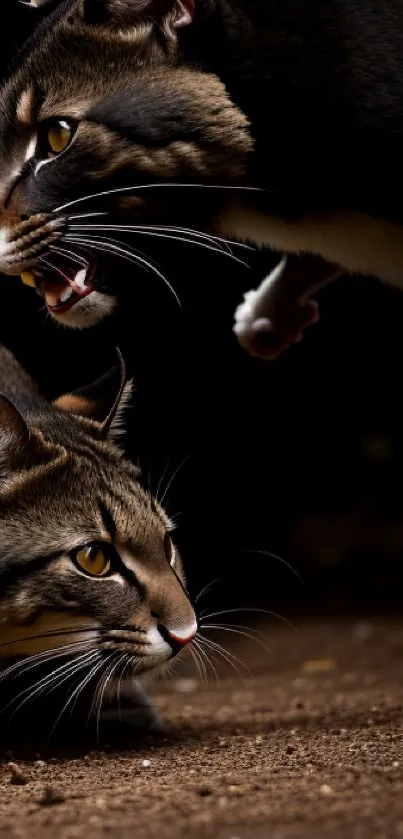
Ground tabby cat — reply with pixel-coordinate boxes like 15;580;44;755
0;344;197;734
2;0;403;356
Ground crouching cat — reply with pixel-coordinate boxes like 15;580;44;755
0;344;197;740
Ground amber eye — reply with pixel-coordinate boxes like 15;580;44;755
72;544;111;578
164;533;176;568
45;119;75;155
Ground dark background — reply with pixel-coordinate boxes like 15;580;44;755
2;2;403;623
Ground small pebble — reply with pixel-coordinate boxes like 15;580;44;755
319;784;334;796
141;759;151;768
8;762;28;786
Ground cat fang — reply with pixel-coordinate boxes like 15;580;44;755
23;258;116;328
35;264;94;314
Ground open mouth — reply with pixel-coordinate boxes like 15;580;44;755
23;259;96;314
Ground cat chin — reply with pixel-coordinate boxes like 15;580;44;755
49;290;117;329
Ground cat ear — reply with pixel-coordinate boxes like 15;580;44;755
0;395;61;474
0;395;30;467
79;0;195;30
53;349;133;441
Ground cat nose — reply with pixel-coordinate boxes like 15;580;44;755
158;620;197;652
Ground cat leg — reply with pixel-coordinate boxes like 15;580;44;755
234;253;343;361
98;678;165;734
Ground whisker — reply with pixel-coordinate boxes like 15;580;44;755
197;634;251;679
129;224;255;252
49;244;89;268
201;623;273;657
67;212;109;221
64;235;182;309
0;638;95;682
38;254;70;279
154;456;172;505
195;576;227;605
93;653;121;744
53;183;267;215
3;651;98;721
190;639;209;685
193;638;219;685
48;653;104;740
159;455;190;508
195;551;302;611
0;625;99;651
116;654;133;722
232;548;303;586
67;225;250;268
199;607;297;632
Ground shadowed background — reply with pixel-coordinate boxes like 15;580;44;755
1;3;403;624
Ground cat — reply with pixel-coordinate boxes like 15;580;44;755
2;0;403;354
0;343;197;737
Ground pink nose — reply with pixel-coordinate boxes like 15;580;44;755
164;621;198;648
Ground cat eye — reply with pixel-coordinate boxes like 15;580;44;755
71;544;112;578
38;119;76;158
164;533;176;568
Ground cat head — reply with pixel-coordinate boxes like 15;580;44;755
0;350;197;679
0;0;253;328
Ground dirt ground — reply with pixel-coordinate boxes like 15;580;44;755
0;619;402;839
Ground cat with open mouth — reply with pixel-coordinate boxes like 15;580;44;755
3;0;403;353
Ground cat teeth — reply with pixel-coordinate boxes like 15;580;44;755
74;268;88;290
60;284;73;303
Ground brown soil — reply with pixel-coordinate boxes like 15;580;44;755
0;620;402;839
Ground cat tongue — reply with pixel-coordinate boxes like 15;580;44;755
42;268;89;306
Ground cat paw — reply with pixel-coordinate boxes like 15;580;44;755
234;299;319;361
99;679;165;736
233;259;320;361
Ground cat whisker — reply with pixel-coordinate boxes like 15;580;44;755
91;652;121;744
53;183;267;215
189;639;208;685
38;254;71;279
200;623;273;657
193;637;219;685
67;225;250;268
66;215;254;254
196;634;251;679
159;454;191;508
195;551;302;611
154;456;172;505
2;650;98;721
132;224;254;252
116;653;132;721
48;653;105;740
64;235;182;309
0;638;95;682
0;625;99;652
199;606;297;632
49;244;89;268
232;548;303;585
68;212;109;221
195;576;227;605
